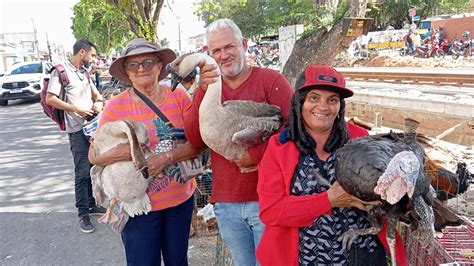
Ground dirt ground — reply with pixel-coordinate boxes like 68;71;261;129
334;51;474;69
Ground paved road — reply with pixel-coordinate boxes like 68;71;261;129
0;99;216;265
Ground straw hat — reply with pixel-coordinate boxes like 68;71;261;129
109;38;176;84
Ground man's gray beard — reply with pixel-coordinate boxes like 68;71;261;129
221;59;244;78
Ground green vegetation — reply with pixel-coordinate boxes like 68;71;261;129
72;0;133;54
71;0;165;54
194;0;472;40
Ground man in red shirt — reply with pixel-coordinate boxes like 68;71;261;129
184;18;294;265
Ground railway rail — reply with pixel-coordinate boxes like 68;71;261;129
337;67;474;87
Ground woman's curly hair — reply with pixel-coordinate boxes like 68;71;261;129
287;76;349;155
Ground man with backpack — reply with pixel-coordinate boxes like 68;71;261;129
45;39;106;233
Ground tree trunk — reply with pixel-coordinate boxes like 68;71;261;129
282;0;367;86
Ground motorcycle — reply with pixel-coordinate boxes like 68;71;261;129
413;40;445;58
399;47;413;56
256;53;279;68
460;39;474;58
451;38;474;59
439;39;453;55
450;39;464;59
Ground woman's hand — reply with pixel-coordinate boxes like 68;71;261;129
146;153;169;178
198;59;220;92
89;143;132;166
327;181;381;211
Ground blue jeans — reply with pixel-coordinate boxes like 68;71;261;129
68;130;96;218
121;195;194;266
214;201;264;266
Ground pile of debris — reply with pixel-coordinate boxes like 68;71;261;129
334;52;474;69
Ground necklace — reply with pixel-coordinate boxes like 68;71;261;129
67;60;85;81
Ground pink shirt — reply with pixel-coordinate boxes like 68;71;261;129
98;86;196;211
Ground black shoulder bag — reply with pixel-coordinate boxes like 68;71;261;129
134;88;204;182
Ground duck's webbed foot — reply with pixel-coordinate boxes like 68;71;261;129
338;206;383;250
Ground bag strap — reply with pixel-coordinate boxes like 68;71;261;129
51;64;69;101
133;87;174;128
55;64;70;88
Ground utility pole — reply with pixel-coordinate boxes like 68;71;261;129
165;0;182;53
177;16;182;52
31;18;40;60
46;33;52;62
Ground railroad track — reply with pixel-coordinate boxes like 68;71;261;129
337;68;474;87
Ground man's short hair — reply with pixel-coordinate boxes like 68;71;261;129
73;39;97;55
205;19;243;44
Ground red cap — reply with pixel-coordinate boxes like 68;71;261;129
296;65;353;98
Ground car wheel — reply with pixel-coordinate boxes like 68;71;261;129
0;100;8;106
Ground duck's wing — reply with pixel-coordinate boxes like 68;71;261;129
231;116;282;146
222;100;281;117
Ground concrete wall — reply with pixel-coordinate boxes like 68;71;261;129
431;16;474;40
346;95;474;146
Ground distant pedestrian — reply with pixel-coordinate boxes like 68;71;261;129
45;39;106;234
90;64;101;90
438;27;446;44
424;28;431;40
404;31;414;55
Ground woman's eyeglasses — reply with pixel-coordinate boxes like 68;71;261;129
124;59;159;72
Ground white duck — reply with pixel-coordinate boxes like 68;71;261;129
167;53;282;172
90;119;151;232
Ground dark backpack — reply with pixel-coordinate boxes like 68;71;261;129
40;65;70;131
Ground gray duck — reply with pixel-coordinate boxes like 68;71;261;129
167;53;282;172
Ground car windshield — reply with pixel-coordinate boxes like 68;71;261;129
9;63;43;75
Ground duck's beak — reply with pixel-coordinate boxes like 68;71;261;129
140;166;149;179
166;64;182;91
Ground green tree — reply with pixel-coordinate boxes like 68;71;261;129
194;0;316;40
106;0;165;42
366;0;471;30
72;0;133;54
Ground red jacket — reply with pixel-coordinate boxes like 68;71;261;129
256;123;407;266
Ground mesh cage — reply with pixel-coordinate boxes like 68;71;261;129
195;171;213;208
402;217;474;265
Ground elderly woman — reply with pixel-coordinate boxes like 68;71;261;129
256;65;407;266
89;38;203;265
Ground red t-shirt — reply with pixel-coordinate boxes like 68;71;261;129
183;67;294;202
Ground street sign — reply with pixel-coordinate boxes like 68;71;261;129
413;15;421;21
408;7;416;17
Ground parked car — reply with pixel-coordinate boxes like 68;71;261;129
0;61;53;106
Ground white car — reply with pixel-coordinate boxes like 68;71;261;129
0;61;53;106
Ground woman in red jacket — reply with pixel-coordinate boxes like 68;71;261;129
257;65;407;266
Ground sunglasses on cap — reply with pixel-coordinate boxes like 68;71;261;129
124;59;160;72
